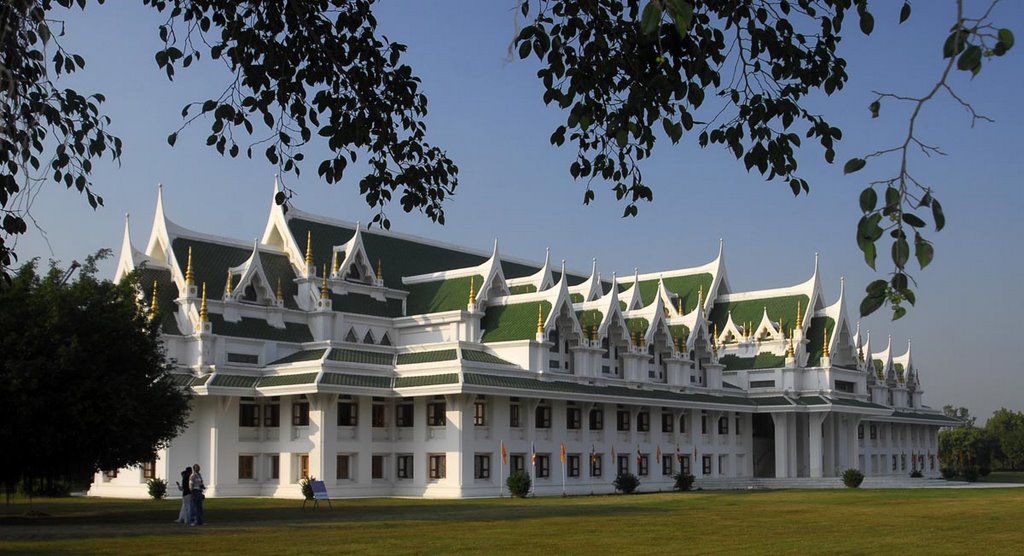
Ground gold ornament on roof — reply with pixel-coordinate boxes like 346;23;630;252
320;264;329;299
787;331;795;358
199;282;208;322
147;281;159;320
536;304;544;334
468;275;476;305
823;328;830;357
858;343;864;362
184;246;194;286
276;277;284;301
677;297;683;315
304;231;313;267
376;259;383;281
795;300;803;329
225;270;233;295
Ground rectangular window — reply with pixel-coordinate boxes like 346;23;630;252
617;410;630;431
397;401;414;427
662;412;674;433
511;454;525;473
264;403;280;427
901;454;906;471
292;399;310;427
718;416;729;435
617;455;630;476
566;407;582;430
372;402;387;427
701;414;708;434
681;455;691;475
239;403;260;427
104;469;118;480
372;455;385;480
142;460;156;480
590;454;603;477
536;454;550;478
298;454;310;480
870;425;878;440
750;380;775;388
335;454;351;480
835;380;857;393
702;455;712;475
337;399;358;427
535;405;552;428
429;454;446;480
227;352;259;365
567;454;580;478
589;408;604;430
269;454;280;480
679;414;687;434
427;400;447;426
509;402;521;428
858;424;864;440
238;455;255;480
474;400;487;426
397;455;413;479
735;415;742;436
662;455;674;476
892;455;898;471
929;455;935;470
638;454;649;476
636;412;650;432
474;454;491;479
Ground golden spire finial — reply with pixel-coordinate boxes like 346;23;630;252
376;259;383;282
276;277;283;301
590;325;597;343
858;342;864;362
320;264;329;299
823;328;830;358
778;319;784;335
787;330;795;357
304;231;313;267
795;300;803;329
185;246;194;286
147;281;159;320
225;270;233;295
677;297;683;315
536;303;544;334
468;275;476;305
712;323;719;346
199;282;208;322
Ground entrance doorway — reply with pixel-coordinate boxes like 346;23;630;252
752;414;775;478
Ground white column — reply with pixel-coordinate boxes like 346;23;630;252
847;417;860;472
773;413;789;478
691;410;704;479
808;413;825;478
822;415;835;476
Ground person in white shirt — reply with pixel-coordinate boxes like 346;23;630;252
188;463;205;526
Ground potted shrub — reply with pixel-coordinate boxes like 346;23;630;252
613;472;640;494
673;473;696;492
147;478;168;499
506;470;531;498
841;468;865;488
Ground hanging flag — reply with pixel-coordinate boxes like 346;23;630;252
611;446;616;461
693;445;698;462
675;445;682;464
656;445;662;463
560;442;566;464
636;445;642;467
591;444;597;464
500;440;508;465
531;442;537;465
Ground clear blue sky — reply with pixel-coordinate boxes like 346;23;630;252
19;1;1024;422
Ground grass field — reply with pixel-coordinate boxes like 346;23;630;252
2;488;1023;554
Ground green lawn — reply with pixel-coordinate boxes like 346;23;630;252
2;489;1022;554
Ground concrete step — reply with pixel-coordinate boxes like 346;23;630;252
694;476;965;490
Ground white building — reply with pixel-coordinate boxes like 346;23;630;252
90;185;957;498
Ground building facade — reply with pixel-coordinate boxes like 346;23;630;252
90;185;957;498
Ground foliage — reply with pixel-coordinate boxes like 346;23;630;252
673;472;695;492
0;251;190;495
17;478;73;497
942;405;976;428
299;476;315;500
147;478;168;500
613;471;640;494
841;468;864;488
506;470;532;498
939;425;996;482
985;408;1024;471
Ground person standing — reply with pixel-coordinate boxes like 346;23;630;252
189;463;205;526
175;466;192;524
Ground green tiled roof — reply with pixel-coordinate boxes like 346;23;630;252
891;410;961;424
894;363;905;381
396;349;458;365
269;349;327;365
462;349;517;366
668;324;690;342
168;373;201;387
751;396;792;406
569;293;584;303
637;273;714;312
209;374;259;388
331;292;404;317
193;374;211;386
508;284;537;295
321;372;392;388
286;218;550;291
873;359;884;379
258;372;318;387
208;313;313;343
171;237;300;309
395;373;459;388
830;397;890;410
709;294;809;338
462;373;754;406
805;316;836;367
794;395;830;406
575;309;603;331
327;348;394;366
405;275;482;315
624;318;649;337
719;352;786;371
136;267;182;335
481;301;552;343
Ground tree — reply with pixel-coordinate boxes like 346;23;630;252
942;404;975;428
1;1;1015;319
938;425;994;481
0;251;190;500
985;408;1024;470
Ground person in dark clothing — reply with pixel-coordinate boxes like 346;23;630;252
175;467;192;524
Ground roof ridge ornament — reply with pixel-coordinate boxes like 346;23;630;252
147;281;159;321
823;327;830;358
468;275;476;305
276;277;284;302
199;282;208;322
185;246;194;286
320;264;330;299
795;300;803;329
536;303;545;334
304;231;313;268
225;269;233;295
